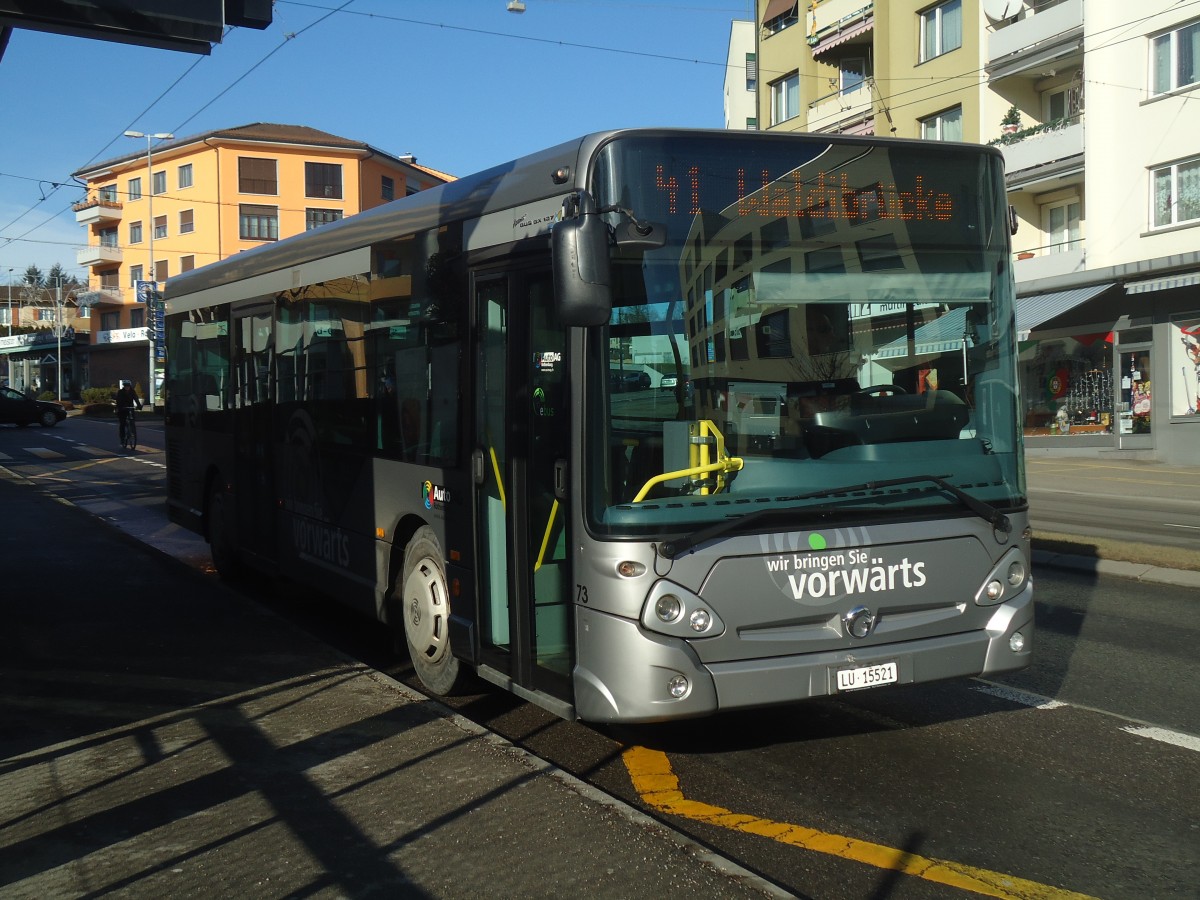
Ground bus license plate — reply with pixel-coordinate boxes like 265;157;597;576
836;661;898;692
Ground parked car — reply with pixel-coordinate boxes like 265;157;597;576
610;369;650;392
0;386;67;427
660;373;693;399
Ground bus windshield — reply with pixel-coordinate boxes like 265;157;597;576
584;134;1023;534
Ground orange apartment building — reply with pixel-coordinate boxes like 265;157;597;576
71;123;453;403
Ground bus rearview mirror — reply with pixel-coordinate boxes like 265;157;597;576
552;193;612;327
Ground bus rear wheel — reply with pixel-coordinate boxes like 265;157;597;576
207;483;241;581
397;526;462;695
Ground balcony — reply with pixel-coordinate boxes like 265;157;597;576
77;243;122;268
76;287;126;308
1014;245;1085;283
73;197;123;226
807;82;873;133
987;0;1083;79
806;0;872;54
999;119;1084;188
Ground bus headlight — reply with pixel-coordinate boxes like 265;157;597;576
975;547;1030;606
667;674;689;698
642;581;725;639
655;594;683;623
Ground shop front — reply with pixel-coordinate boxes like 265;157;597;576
1017;267;1200;464
0;329;81;400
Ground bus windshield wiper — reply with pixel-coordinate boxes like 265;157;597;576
659;474;1010;560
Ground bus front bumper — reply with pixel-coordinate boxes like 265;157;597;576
572;591;1033;724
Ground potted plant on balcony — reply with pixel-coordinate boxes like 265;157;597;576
1001;105;1022;135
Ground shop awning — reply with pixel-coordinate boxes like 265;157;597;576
762;0;796;24
1016;283;1115;340
872;308;969;360
1124;271;1200;294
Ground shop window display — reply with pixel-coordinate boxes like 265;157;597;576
1020;333;1114;435
1172;314;1200;417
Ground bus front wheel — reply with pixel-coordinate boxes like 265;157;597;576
398;527;462;695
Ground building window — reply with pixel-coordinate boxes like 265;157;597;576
920;106;963;141
99;184;118;203
179;209;194;234
99;227;118;248
154;215;167;240
131;308;144;328
745;52;757;92
181;255;195;273
306;208;343;230
155;260;168;282
1151;20;1199;96
38;307;55;322
129;265;143;286
1044;199;1081;253
305;162;343;199
763;2;798;36
101;311;119;331
100;270;120;290
771;72;800;125
919;0;962;62
238;157;278;194
152;170;166;195
841;57;868;94
746;117;759;131
128;177;141;201
1152;155;1200;228
129;221;143;244
178;163;193;189
381;175;395;201
240;203;279;240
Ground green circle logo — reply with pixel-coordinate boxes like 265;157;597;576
808;533;827;551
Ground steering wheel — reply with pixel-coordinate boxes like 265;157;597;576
857;384;908;397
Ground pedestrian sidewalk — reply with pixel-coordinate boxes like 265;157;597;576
0;471;779;899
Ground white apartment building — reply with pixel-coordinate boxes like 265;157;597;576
724;19;758;130
741;0;1200;463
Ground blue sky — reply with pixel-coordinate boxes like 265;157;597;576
0;0;753;282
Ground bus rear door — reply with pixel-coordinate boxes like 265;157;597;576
232;301;278;566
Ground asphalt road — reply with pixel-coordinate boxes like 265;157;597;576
3;416;1198;899
1025;455;1200;551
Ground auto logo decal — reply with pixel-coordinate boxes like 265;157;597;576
843;605;877;639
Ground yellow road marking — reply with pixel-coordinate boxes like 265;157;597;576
623;746;1097;900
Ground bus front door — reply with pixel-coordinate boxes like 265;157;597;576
474;268;573;712
231;303;277;565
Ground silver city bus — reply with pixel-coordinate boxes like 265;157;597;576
164;129;1032;723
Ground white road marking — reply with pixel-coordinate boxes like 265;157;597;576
971;683;1066;709
1120;726;1200;753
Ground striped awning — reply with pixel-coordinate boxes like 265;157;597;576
811;18;874;56
762;0;796;24
1016;283;1115;339
1124;271;1200;294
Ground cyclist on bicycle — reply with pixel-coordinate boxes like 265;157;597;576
115;380;142;443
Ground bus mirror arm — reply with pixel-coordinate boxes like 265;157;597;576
552;190;613;327
601;203;667;251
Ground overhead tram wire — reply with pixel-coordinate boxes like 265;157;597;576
0;2;351;265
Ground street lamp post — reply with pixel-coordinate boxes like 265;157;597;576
123;130;173;411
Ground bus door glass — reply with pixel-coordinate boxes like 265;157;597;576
232;304;276;561
473;268;571;702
